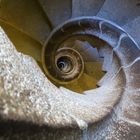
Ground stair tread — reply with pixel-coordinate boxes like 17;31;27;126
97;0;140;26
38;0;72;27
0;0;51;44
123;16;140;47
72;40;102;62
64;79;83;93
100;46;113;72
63;72;98;93
72;0;105;17
77;73;97;91
84;62;104;80
97;57;120;86
0;22;42;63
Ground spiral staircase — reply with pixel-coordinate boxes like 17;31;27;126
0;0;140;140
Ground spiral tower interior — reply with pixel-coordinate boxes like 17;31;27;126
0;0;140;139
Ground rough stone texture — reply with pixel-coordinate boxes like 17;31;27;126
72;0;105;17
123;16;140;46
97;0;140;26
0;23;140;140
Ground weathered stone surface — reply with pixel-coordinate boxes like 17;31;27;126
97;0;140;26
0;26;140;140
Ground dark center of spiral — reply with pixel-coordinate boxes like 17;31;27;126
57;56;73;73
54;47;84;82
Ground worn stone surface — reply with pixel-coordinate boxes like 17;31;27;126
0;25;140;140
97;0;140;26
72;0;105;17
123;16;140;46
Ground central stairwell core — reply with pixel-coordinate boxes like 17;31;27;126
42;18;109;93
55;47;84;81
